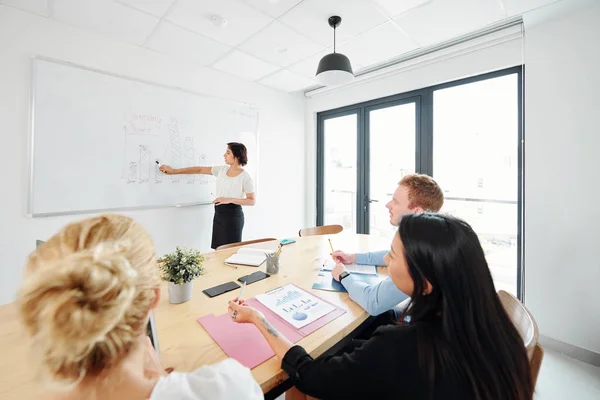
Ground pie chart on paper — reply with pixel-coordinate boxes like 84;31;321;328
292;311;308;321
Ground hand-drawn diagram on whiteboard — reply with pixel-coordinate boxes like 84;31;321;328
30;57;259;216
122;112;212;187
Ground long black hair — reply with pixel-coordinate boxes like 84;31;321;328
398;213;532;400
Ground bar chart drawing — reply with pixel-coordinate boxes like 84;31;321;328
168;118;181;183
127;161;138;184
183;137;195;184
275;290;302;308
138;145;150;183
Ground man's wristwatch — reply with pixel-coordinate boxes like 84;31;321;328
339;271;351;282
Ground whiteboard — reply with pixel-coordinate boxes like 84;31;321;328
29;58;258;217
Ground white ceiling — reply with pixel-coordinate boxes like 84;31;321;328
1;0;565;93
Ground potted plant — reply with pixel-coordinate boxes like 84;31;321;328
159;246;205;304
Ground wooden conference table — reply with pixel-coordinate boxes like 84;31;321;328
0;233;389;399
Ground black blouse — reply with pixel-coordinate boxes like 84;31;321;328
281;323;470;400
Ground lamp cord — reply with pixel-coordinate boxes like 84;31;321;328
333;26;336;53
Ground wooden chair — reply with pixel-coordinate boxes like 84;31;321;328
216;238;278;251
498;290;545;388
298;224;343;237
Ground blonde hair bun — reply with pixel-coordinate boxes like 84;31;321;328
18;214;159;386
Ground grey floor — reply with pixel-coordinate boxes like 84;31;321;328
277;348;600;399
535;348;600;399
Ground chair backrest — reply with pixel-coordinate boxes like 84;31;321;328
216;238;278;251
530;343;544;389
498;290;544;388
298;225;343;237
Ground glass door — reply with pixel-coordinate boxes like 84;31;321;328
432;73;520;295
319;112;359;232
366;100;418;240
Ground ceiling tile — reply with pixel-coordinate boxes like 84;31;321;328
501;0;560;16
374;0;432;17
259;69;316;92
243;0;303;18
1;0;49;17
146;21;231;66
395;0;506;48
280;0;389;47
337;21;418;69
288;49;330;78
166;0;274;47
52;0;160;45
115;0;175;17
212;49;280;81
239;21;324;67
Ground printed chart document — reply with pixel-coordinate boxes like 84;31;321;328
255;284;335;329
321;258;378;275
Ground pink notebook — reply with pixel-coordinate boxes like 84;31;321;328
197;289;346;369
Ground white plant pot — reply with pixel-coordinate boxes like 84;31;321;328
168;281;193;304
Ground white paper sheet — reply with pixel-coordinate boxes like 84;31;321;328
255;284;335;329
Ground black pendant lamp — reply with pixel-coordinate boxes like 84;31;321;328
316;16;354;86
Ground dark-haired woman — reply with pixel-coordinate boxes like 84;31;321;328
228;213;533;400
159;142;255;249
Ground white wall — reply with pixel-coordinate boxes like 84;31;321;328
0;6;305;306
304;36;523;227
524;2;600;353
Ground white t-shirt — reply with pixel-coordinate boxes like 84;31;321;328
149;358;263;400
211;166;254;199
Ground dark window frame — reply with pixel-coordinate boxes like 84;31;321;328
316;65;524;299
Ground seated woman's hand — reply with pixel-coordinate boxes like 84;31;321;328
228;298;263;324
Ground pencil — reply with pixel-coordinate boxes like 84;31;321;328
237;281;246;302
231;281;246;319
328;238;334;254
274;244;282;257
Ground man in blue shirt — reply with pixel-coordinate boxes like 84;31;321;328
331;174;444;316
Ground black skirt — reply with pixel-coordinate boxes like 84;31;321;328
211;204;244;250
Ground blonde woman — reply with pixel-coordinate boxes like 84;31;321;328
17;214;263;400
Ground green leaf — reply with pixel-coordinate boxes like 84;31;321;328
159;246;205;284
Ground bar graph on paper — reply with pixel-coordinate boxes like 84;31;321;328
256;284;335;329
275;290;302;307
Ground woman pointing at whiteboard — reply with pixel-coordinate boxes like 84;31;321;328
159;142;255;250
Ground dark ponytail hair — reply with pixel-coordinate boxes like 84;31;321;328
399;213;533;400
227;142;248;166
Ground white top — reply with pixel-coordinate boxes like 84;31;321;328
212;165;254;199
149;358;263;400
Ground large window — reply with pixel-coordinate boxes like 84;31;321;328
317;67;523;297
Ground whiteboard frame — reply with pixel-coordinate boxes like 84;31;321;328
27;56;260;218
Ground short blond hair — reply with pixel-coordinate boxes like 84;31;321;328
399;174;444;212
17;214;160;387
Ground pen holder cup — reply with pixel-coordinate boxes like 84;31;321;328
265;253;280;275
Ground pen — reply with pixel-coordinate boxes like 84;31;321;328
224;262;238;269
231;281;246;319
328;238;334;255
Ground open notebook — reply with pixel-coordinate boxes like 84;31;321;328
224;247;277;267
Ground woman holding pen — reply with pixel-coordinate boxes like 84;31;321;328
159;142;255;250
228;213;533;400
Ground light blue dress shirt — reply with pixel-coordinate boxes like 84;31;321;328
340;250;409;316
